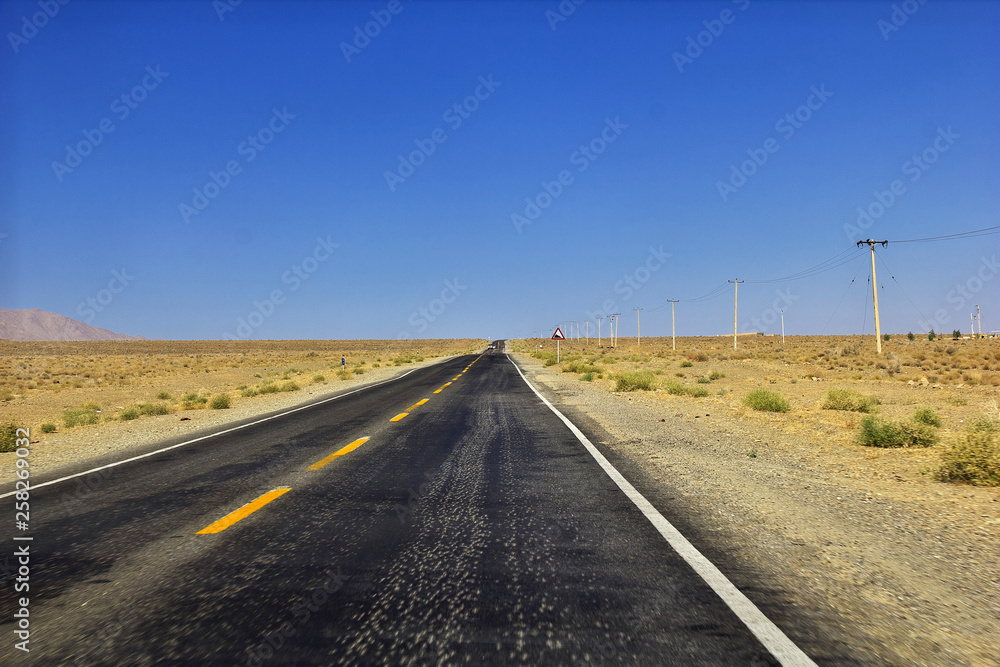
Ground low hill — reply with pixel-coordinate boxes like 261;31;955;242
0;308;147;341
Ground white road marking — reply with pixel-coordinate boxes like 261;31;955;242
1;366;431;499
507;354;817;667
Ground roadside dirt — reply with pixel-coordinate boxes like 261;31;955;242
513;350;999;666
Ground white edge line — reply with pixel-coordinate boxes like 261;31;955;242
506;354;817;667
1;366;431;500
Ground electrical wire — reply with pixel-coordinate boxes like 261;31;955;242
887;225;1000;244
745;248;861;284
821;260;864;334
875;251;930;326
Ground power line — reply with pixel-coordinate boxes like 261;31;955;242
888;225;1000;244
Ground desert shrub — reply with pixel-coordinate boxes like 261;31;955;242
907;332;915;341
663;379;709;397
689;352;710;362
744;389;790;413
822;388;879;413
928;330;936;341
353;367;365;375
241;387;259;397
209;394;231;409
119;407;140;421
313;374;325;383
937;418;1000;486
614;371;656;392
882;334;890;342
708;371;725;380
856;415;938;448
563;361;600;374
156;391;172;400
63;403;101;427
139;403;169;416
680;360;693;368
336;370;351;380
580;373;594;382
259;383;280;394
0;422;22;453
952;330;961;339
912;407;942;427
280;381;300;392
40;423;56;433
181;393;208;408
696;377;710;384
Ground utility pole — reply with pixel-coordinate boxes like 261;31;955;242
780;310;785;345
586;320;589;341
728;280;744;350
971;313;976;338
667;299;678;351
597;316;602;347
614;312;621;347
635;307;642;347
976;304;982;338
857;239;887;354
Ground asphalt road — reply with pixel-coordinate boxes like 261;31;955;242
1;344;818;665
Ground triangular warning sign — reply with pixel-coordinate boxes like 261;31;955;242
551;327;565;340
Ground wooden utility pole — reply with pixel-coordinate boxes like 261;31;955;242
612;312;621;347
667;299;678;351
597;316;602;347
635;307;642;347
781;310;785;344
972;313;976;338
728;280;744;350
857;239;887;354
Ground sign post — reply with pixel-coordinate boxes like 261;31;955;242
551;327;565;362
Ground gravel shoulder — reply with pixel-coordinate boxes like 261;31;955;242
511;352;999;666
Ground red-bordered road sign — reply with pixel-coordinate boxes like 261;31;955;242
551;327;565;340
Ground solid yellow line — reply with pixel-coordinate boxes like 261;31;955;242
406;398;429;411
196;487;291;535
307;437;370;470
390;412;408;422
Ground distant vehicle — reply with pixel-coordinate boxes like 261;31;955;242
488;344;495;349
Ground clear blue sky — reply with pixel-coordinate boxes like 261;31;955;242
1;0;997;340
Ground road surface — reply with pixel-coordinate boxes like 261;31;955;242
1;343;821;665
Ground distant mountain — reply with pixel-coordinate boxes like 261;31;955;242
0;308;147;341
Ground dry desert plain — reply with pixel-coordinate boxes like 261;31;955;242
2;334;999;664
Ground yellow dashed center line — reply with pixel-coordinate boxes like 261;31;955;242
390;412;408;422
433;382;452;394
452;375;461;381
406;398;429;411
196;487;291;535
307;437;370;470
